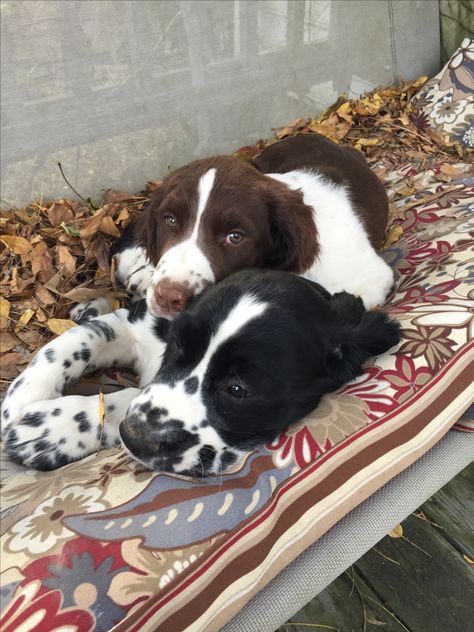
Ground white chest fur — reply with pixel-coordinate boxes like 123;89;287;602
268;170;394;308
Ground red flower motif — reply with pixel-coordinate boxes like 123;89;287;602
389;280;462;313
403;207;441;232
2;582;94;632
267;427;326;469
380;355;432;403
338;366;396;418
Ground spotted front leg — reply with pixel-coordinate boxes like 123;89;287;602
1;309;137;433
1;304;167;470
3;388;140;470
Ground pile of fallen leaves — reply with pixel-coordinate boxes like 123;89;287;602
0;75;471;387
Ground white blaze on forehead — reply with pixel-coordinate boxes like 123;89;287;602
147;168;217;301
191;294;268;383
191;168;217;241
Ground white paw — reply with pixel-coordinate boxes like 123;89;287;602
70;297;112;323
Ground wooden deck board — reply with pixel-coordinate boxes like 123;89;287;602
279;462;474;632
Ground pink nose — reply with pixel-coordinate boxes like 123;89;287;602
155;283;190;315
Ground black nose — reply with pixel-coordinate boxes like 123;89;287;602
119;420;160;457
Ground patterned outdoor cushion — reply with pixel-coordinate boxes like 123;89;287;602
410;38;474;149
1;163;473;631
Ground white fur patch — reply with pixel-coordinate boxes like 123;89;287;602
191;294;268;383
268;170;394;308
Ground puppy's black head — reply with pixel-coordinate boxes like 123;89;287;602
121;270;400;476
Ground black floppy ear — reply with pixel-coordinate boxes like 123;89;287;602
264;189;318;273
326;293;401;384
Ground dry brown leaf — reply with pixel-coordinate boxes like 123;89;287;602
400;185;459;210
383;225;403;248
102;190;134;204
100;215;121;238
0;296;10;330
35;285;57;306
57;245;76;277
336;101;353;122
0;352;29;367
355;138;380;147
388;524;404;538
276;117;306;139
80;208;107;240
47;201;74;227
61;286;110;302
0;234;32;255
388;202;407;224
46;318;76;336
354;94;382;116
15;308;35;331
35;307;47;323
116;208;131;226
0;331;18;352
31;241;55;281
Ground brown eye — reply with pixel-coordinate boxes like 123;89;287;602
164;214;177;227
225;231;244;245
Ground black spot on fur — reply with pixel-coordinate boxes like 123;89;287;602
73;411;91;433
22;412;46;427
81;347;91;362
5;428;18;446
184;376;199;395
220;450;238;470
45;349;55;363
3;409;9;420
83;320;116;341
77;441;86;449
76;307;99;324
107;404;116;413
52;408;61;416
147;407;169;427
34;439;53;452
140;401;151;414
73;351;80;360
30;454;55;470
10;377;25;393
200;420;209;428
63;359;72;368
198;445;217;471
127;299;147;323
59;438;66;445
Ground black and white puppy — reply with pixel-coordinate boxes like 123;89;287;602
1;269;400;476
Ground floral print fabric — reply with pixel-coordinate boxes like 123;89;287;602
411;38;474;149
1;162;473;631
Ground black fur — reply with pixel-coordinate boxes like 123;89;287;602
122;269;400;473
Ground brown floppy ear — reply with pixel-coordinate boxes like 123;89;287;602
133;187;166;265
265;187;319;273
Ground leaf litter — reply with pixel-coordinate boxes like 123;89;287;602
1;76;472;389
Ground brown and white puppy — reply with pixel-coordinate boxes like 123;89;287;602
112;133;394;317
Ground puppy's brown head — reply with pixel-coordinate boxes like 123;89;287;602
136;156;318;317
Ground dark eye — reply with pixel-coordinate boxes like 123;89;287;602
225;231;244;245
163;214;177;227
226;383;250;398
